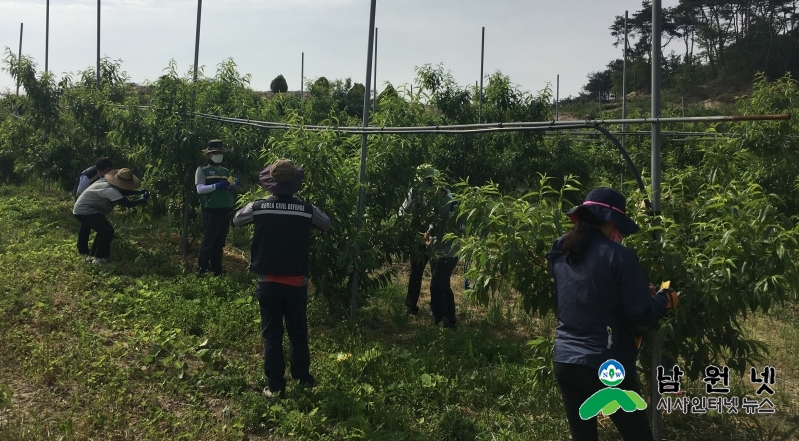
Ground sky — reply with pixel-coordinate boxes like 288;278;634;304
0;0;681;99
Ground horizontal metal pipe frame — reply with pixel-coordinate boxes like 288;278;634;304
107;105;790;135
546;131;739;137
193;112;790;133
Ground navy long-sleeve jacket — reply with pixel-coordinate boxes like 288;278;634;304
546;228;668;369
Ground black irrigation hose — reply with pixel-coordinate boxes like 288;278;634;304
590;124;652;212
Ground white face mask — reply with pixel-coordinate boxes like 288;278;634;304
211;154;223;164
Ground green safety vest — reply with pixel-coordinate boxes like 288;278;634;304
200;164;235;210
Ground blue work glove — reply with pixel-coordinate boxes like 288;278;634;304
141;190;150;202
232;178;242;189
214;180;231;190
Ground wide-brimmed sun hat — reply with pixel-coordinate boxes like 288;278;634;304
105;168;142;191
566;187;639;235
259;159;304;195
202;139;230;154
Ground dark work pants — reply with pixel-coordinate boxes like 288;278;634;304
405;244;429;309
74;213;114;258
430;257;458;327
255;281;314;392
554;362;655;441
198;210;230;274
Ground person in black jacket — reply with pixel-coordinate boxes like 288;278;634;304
233;159;330;399
546;188;678;441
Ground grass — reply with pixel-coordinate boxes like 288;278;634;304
0;184;797;440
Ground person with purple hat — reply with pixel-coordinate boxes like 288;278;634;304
232;158;331;399
545;187;678;441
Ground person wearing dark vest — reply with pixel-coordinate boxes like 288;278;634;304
73;168;150;263
195;140;241;276
72;157;114;200
233;159;331;399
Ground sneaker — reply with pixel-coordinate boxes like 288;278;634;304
91;258;108;264
80;254;91;262
405;305;419;315
262;387;285;400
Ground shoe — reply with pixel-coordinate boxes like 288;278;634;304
405;305;419;315
263;387;285;400
81;254;92;263
91;258;108;264
442;318;458;330
298;377;316;389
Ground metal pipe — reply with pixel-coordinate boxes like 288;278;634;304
598;91;601;115
622;10;628;189
13;23;23;118
193;111;790;132
544;130;737;137
301;52;304;99
351;0;377;321
184;0;202;263
622;11;628;125
651;0;664;438
556;74;559;121
155;107;790;130
193;113;790;141
16;23;22;98
480;26;485;123
97;0;101;88
193;0;202;83
373;28;378;114
45;0;50;73
197;113;589;134
334;114;789;130
193;117;648;201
